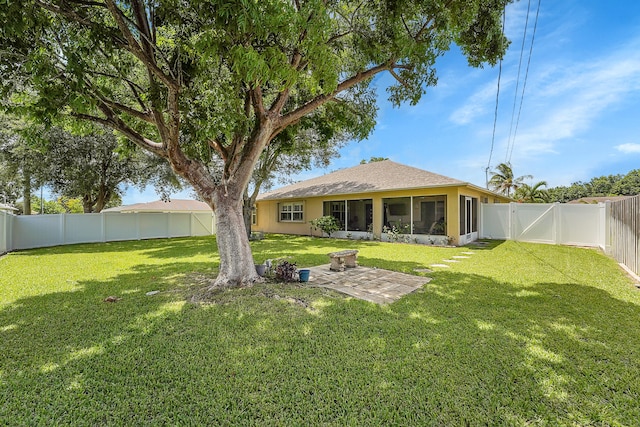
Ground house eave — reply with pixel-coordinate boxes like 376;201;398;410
258;182;511;202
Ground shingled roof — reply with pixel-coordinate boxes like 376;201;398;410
258;160;468;200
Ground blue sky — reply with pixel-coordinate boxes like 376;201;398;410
124;0;640;204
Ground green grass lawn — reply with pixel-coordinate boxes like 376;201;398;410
1;235;639;425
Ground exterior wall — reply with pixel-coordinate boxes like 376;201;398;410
255;185;508;245
455;186;509;245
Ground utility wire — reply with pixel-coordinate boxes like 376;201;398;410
505;0;532;163
508;0;542;163
486;7;507;188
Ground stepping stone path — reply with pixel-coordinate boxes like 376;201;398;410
430;249;478;269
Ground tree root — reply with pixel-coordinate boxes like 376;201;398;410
190;274;265;303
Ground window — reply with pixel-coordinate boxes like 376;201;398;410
279;202;304;222
251;206;257;225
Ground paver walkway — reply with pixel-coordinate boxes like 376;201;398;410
306;264;430;304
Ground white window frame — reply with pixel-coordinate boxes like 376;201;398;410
279;202;304;222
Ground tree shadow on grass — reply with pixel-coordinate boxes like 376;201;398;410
2;256;639;424
7;235;219;263
381;270;640;424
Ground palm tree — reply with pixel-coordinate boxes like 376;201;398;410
514;181;549;203
488;162;533;197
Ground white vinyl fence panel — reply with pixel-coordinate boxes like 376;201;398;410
480;203;510;240
4;211;215;252
1;211;12;254
481;202;606;248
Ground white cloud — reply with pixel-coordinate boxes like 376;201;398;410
616;143;640;154
503;36;640;160
449;78;509;125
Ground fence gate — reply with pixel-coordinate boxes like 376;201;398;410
480;202;606;248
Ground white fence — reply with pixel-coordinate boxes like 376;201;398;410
1;211;11;254
480;203;607;248
608;195;640;276
0;211;216;253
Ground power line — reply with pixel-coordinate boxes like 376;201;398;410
508;0;542;164
505;0;533;163
486;7;507;188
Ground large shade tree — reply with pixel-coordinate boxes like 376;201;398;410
0;114;48;214
43;126;183;213
1;0;512;288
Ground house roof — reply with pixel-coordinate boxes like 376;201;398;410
568;196;633;204
103;199;211;213
0;203;18;212
258;160;493;200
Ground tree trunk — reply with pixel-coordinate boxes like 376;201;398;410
22;170;31;215
242;193;253;239
93;187;109;213
82;194;95;213
208;186;261;289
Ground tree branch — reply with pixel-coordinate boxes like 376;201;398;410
35;0;127;46
71;112;165;157
100;98;154;124
275;60;393;137
268;51;303;115
208;139;229;162
103;0;177;89
388;68;411;89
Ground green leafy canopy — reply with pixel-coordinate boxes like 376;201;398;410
1;0;511;168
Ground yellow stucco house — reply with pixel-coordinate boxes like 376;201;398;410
254;160;511;245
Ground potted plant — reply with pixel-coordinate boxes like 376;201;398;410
255;263;267;277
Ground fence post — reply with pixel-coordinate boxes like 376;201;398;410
8;212;13;252
1;211;6;253
509;202;516;241
101;212;106;242
553;203;560;245
60;213;66;245
602;202;609;253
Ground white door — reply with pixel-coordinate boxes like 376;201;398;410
460;196;478;245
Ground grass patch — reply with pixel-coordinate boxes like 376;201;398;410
1;235;639;425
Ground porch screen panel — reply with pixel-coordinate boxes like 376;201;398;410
323;201;345;229
460;196;466;235
413;196;446;235
472;198;478;232
346;199;372;231
382;197;411;233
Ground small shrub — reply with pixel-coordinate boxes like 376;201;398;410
309;216;341;237
275;260;298;282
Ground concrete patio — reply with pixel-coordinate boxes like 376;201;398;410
305;264;431;304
